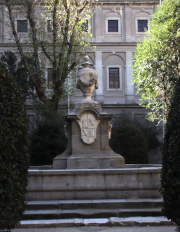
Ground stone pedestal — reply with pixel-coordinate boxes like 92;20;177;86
53;55;125;169
53;102;125;169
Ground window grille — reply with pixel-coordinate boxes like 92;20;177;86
47;20;53;32
108;20;118;32
81;20;88;32
48;68;53;88
138;20;148;32
109;68;119;89
17;20;27;32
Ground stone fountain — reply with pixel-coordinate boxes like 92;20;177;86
26;56;161;201
53;55;125;169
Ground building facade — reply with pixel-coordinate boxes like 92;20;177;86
0;0;162;163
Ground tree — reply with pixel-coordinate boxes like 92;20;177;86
0;62;29;231
5;0;95;114
1;50;17;77
160;79;180;226
132;0;180;123
1;50;36;102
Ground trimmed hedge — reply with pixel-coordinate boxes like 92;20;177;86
0;62;29;230
160;80;180;226
110;123;148;164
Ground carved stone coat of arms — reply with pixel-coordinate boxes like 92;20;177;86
77;112;100;144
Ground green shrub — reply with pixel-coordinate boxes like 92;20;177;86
29;106;68;166
160;80;180;226
0;62;29;230
111;112;161;152
110;123;148;164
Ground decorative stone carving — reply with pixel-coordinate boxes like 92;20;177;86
64;124;68;138
108;123;112;139
77;112;100;144
76;55;98;103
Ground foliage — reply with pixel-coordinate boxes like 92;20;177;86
29;105;68;165
1;50;36;102
132;0;180;123
0;62;29;230
5;0;96;113
110;123;148;164
160;80;180;226
110;112;161;152
1;50;17;77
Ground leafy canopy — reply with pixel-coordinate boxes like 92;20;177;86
1;50;36;102
5;0;96;112
132;0;180;123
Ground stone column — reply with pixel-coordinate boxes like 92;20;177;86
95;51;104;104
94;8;102;41
125;51;134;103
124;6;132;42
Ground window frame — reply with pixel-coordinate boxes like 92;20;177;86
135;17;149;34
47;67;54;89
137;20;148;32
106;17;121;35
16;19;28;33
106;65;122;91
81;19;89;32
47;20;53;32
81;18;91;34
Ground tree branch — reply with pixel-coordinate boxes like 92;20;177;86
6;0;47;103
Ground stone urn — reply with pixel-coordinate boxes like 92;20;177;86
76;55;98;102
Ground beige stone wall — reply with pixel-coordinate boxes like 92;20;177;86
71;0;159;108
0;0;159;109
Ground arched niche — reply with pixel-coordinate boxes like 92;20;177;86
103;54;125;92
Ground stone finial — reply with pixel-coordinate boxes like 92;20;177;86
76;55;98;103
82;55;93;68
85;55;89;62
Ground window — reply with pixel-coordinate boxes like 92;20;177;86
108;20;118;32
106;18;120;34
107;65;122;91
109;68;119;88
17;20;27;32
138;20;148;32
47;20;53;32
48;68;53;88
81;20;88;32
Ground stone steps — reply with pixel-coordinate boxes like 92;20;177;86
26;198;163;210
23;208;163;220
24;198;163;220
18;217;174;228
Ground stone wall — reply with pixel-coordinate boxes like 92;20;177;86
26;167;161;200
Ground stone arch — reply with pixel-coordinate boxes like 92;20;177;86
103;54;125;65
87;55;95;66
105;11;121;17
135;11;151;17
103;54;125;92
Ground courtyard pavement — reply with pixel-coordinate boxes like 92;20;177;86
12;225;177;232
